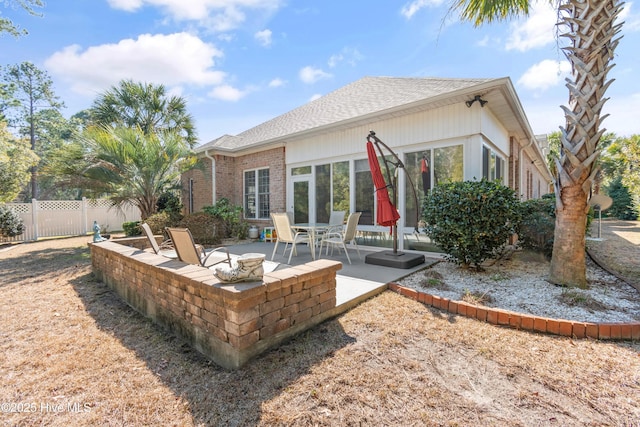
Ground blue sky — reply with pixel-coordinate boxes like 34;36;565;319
2;0;640;145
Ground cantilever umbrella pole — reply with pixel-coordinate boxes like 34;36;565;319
367;130;420;254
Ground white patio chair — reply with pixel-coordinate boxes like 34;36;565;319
270;212;311;264
319;212;362;264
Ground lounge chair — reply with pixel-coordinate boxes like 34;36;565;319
166;227;232;268
141;222;177;259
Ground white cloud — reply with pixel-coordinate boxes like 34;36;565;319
44;33;226;96
268;78;285;87
518;59;571;91
328;47;364;68
208;84;248;101
309;94;322;102
600;91;640;137
619;2;640;31
254;29;273;47
505;2;557;52
107;0;283;31
400;0;444;19
299;66;332;84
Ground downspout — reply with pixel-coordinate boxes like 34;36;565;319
519;138;534;201
204;150;217;205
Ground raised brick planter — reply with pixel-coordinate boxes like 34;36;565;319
90;241;341;369
388;283;640;341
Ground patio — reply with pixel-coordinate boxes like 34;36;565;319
223;239;442;309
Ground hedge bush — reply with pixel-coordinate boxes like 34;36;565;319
122;221;142;236
422;179;522;269
143;211;175;235
202;198;248;239
519;194;555;258
178;212;223;245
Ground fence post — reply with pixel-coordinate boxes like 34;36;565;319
82;197;88;234
31;199;38;241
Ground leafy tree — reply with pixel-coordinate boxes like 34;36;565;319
80;126;197;219
604;175;638;220
89;80;197;147
0;120;38;202
0;0;43;37
453;0;624;287
612;135;639;211
0;62;64;199
422;180;522;269
36;110;94;199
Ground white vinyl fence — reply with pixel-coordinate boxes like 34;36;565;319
3;198;141;242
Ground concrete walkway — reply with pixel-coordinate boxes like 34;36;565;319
225;240;442;312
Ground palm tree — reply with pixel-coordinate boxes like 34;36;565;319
90;80;197;147
453;0;624;287
81;126;197;219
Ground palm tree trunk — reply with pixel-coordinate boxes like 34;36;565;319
548;0;623;287
550;185;588;287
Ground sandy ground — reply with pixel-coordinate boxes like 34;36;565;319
0;229;639;426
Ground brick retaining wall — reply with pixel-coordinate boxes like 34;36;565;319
388;283;640;340
90;241;342;369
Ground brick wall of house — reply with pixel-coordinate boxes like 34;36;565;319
89;240;341;369
181;161;213;214
182;147;286;226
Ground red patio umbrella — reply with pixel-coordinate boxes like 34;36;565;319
367;140;400;228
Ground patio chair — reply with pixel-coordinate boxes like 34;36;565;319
270;212;311;264
319;212;362;264
141;222;178;258
166;227;232;268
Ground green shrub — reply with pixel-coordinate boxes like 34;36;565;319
422;179;522;269
0;205;25;239
519;195;555;258
178;212;223;245
518;193;595;257
143;211;175;235
202;198;247;239
156;191;184;222
122;221;142;236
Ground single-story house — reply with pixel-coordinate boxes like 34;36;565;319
181;76;553;251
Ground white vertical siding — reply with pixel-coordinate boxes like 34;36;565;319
286;103;479;165
481;109;510;156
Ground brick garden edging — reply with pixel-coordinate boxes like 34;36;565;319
388;283;640;340
90;240;342;370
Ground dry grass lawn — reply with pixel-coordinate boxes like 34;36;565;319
1;236;639;426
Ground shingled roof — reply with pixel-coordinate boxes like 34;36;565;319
197;76;496;153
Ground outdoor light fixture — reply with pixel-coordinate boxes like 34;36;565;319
466;95;488;108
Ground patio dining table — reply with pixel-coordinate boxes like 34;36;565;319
291;222;330;260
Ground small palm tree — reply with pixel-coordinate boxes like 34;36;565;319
90;80;197;147
453;0;624;287
82;126;197;219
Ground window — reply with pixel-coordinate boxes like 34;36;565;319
482;146;505;181
244;168;270;219
434;145;464;185
332;161;350;213
316;164;331;223
355;158;374;225
404;150;431;228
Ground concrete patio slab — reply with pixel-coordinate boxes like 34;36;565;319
225;240;443;313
